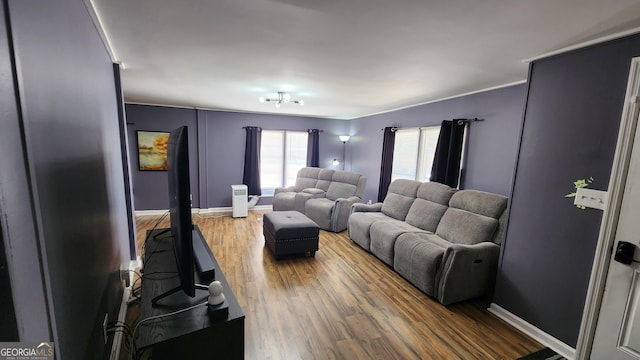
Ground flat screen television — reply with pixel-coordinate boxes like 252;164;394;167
151;125;196;304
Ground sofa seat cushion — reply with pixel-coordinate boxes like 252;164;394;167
435;208;498;245
370;219;428;266
393;233;450;296
348;212;389;251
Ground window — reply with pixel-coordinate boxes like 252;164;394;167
391;126;441;182
260;130;308;195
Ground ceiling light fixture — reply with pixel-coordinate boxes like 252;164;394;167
259;92;304;108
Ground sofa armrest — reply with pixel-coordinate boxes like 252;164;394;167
294;192;318;213
436;242;500;305
274;186;295;195
351;202;383;214
331;196;363;232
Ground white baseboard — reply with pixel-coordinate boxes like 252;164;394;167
109;286;130;360
135;206;272;216
488;303;575;359
249;205;272;211
134;209;169;216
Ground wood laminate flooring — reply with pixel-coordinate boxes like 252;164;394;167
133;210;543;359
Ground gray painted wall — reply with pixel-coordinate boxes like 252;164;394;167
126;104;348;210
128;86;524;211
126;105;199;210
200;110;347;207
3;0;131;358
349;85;527;202
495;33;640;347
0;2;20;340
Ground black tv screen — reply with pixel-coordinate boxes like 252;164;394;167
167;126;195;297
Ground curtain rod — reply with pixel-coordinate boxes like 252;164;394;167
242;126;323;133
455;117;483;125
381;118;483;131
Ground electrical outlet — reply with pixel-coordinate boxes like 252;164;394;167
574;188;607;210
102;313;108;344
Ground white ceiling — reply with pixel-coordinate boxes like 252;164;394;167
91;0;640;119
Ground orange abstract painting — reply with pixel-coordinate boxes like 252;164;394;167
137;131;170;171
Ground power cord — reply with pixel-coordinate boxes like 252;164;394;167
106;321;139;360
140;211;170;268
129;272;178;303
132;300;209;341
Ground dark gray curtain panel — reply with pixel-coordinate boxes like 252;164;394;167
306;129;320;167
377;127;396;202
243;126;262;195
430;120;466;188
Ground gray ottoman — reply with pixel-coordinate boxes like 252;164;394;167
263;211;319;258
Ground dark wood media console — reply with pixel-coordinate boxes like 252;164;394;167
138;227;244;359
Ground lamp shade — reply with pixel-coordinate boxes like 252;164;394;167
339;135;351;142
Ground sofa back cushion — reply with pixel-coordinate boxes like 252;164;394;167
405;182;456;232
436;209;498;245
316;169;335;191
448;189;507;219
326;171;364;201
381;179;421;221
294;167;321;191
435;190;507;245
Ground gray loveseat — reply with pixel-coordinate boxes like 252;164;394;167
273;167;367;232
348;179;507;305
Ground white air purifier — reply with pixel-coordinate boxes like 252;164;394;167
231;185;248;218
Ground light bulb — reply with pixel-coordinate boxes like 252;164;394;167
259;97;265;103
339;135;350;142
332;159;339;166
283;93;291;103
299;100;304;106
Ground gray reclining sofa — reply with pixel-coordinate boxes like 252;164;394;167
348;179;507;305
273;167;367;232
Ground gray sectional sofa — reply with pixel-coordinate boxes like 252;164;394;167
348;179;507;305
273;167;367;232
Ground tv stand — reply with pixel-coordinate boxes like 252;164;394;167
138;227;245;359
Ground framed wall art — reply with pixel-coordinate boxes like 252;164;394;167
137;130;170;171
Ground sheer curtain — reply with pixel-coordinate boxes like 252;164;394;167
377;127;396;202
243;126;262;195
430;120;466;188
306;129;320;167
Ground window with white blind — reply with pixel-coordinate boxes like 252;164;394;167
391;126;441;182
260;130;308;195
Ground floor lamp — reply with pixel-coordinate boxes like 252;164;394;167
339;135;350;170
